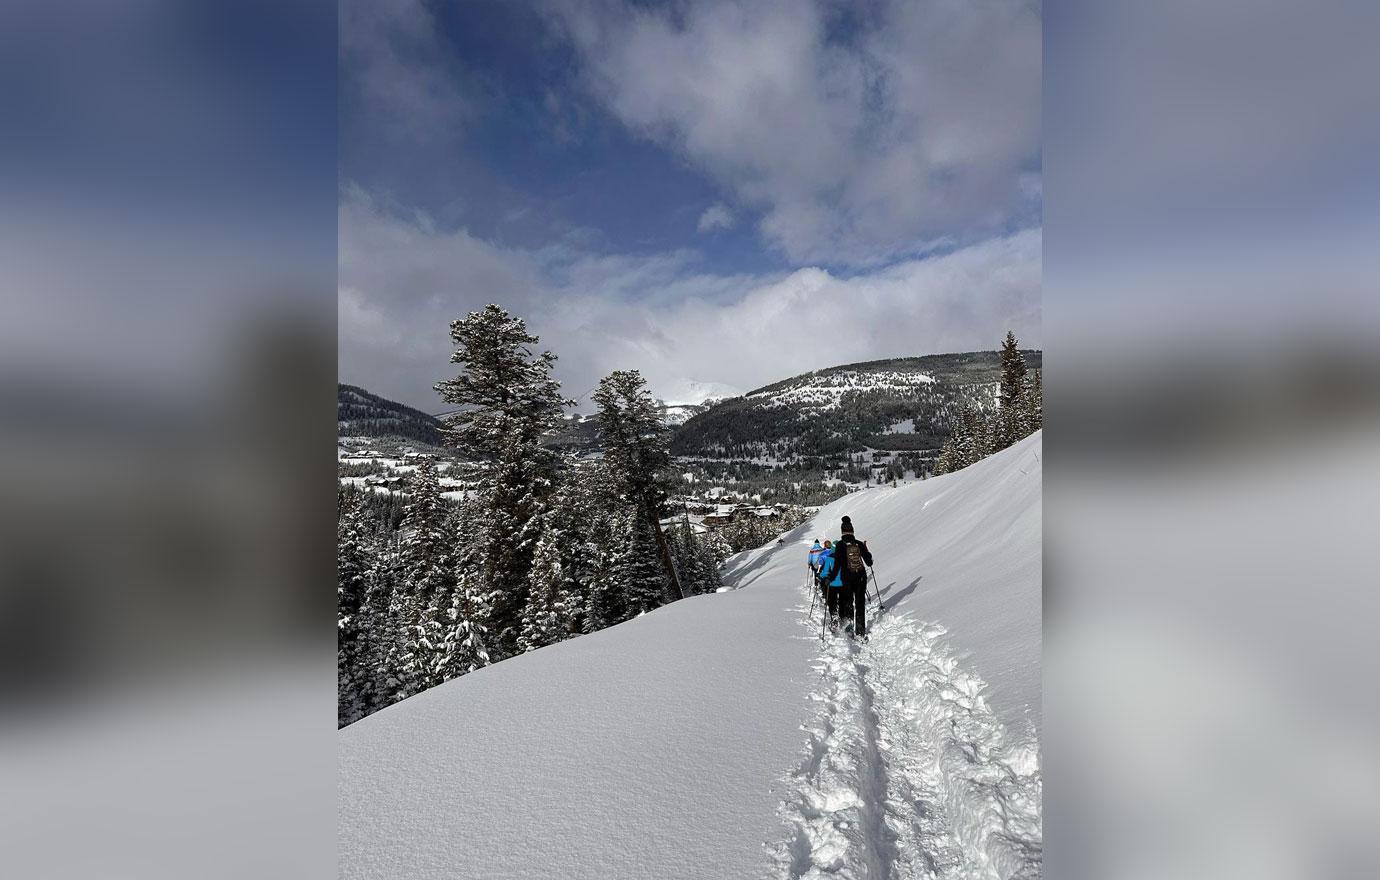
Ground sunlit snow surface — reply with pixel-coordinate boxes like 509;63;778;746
339;433;1042;879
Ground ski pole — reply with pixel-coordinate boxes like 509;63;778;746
868;565;883;611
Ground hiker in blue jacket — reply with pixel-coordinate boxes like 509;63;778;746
807;539;824;578
814;540;834;590
816;540;846;629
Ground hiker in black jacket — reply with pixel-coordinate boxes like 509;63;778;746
833;516;873;638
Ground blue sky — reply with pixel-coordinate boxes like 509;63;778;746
339;0;1042;411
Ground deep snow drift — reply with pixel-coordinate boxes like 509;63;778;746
339;433;1042;879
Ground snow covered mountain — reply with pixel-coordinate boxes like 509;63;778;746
671;351;1042;459
659;400;714;426
339;431;1042;879
657;379;744;426
660;378;745;407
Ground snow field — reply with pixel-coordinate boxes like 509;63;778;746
339;541;821;880
339;433;1041;879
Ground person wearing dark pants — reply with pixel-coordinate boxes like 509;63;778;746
817;542;845;629
837;582;865;638
832;516;873;638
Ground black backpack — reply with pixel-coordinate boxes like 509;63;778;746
844;541;866;574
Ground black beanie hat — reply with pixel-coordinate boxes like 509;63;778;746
841;515;854;534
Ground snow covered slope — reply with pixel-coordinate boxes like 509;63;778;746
815;431;1042;737
339;433;1042;879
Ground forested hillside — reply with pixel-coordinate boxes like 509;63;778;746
670;350;1042;460
338;384;444;444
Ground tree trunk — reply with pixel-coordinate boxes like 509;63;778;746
647;506;684;603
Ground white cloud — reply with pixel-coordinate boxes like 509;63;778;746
339;190;1040;411
337;190;547;407
340;0;468;144
697;203;736;233
546;0;1041;265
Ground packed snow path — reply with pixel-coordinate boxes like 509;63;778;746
774;583;1041;879
339;434;1042;880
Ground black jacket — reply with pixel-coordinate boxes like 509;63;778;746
832;534;873;586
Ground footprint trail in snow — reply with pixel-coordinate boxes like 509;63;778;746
772;585;1042;879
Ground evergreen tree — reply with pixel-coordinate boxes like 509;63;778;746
666;519;694;594
378;461;457;701
547;459;610;635
933;438;954;476
393;557;491;693
380;565;425;701
950;409;974;470
592;370;683;603
398;458;454;603
971;408;992;461
338;494;374;727
369;540;410;706
995;330;1029;451
687;523;715;595
434;305;572;658
394;599;445;694
518;530;577;652
616;515;671;616
952;406;989;469
586;509;634;629
1024;370;1043;434
433;568;491;679
397;459;456;697
691;525;725;593
666;517;723;595
699;527;733;568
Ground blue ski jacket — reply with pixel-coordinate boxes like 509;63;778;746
816;548;844;587
807;541;824;571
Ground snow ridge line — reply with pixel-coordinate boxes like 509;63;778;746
771;584;1042;879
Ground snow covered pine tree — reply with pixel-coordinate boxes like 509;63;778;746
434;305;572;659
390;458;458;697
591;369;684;603
995;330;1029;451
338;494;376;727
518;524;577;652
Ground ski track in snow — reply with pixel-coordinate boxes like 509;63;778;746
772;581;1042;879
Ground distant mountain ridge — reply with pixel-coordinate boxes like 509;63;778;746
658;399;724;426
340;349;1040;457
670;350;1041;460
338;384;444;445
